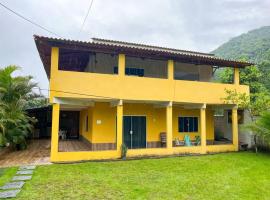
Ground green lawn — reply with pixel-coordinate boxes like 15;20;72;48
1;152;270;200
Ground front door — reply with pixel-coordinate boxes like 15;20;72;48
123;116;146;149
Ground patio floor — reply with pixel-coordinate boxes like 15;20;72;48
58;139;92;152
0;139;51;168
0;139;94;167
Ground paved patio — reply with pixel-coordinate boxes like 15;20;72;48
0;139;93;167
0;140;51;168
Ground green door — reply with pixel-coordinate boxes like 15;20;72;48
123;116;146;149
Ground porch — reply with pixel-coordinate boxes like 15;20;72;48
49;98;239;162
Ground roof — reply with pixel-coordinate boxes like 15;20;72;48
91;38;215;57
34;35;254;78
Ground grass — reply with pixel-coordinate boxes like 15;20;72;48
0;167;17;187
1;152;270;200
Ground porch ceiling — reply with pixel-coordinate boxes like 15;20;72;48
55;97;236;110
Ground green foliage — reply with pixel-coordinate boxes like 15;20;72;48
258;60;270;91
24;97;49;110
212;26;270;63
214;26;270;92
218;65;265;93
222;89;250;109
0;65;38;150
121;143;128;159
245;112;270;141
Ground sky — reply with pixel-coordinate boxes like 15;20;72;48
0;0;270;96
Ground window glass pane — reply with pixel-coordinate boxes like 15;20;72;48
184;117;189;132
189;117;194;132
138;69;144;77
179;117;184;132
125;68;130;75
194;117;198;132
113;66;118;74
130;68;136;75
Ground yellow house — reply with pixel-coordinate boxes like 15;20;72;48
34;35;251;162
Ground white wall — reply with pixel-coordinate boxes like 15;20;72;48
214;110;253;147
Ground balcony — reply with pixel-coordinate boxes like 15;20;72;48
49;69;249;104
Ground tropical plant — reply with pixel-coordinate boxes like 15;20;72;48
244;111;270;151
121;143;128;159
0;65;38;150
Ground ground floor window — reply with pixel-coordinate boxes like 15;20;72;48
179;117;198;132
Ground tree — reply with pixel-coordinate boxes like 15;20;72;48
0;65;38;149
222;88;270;153
218;65;265;94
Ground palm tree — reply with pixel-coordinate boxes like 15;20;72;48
0;65;37;149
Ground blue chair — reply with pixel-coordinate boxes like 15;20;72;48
184;135;192;146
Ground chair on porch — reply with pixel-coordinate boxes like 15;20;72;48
195;136;201;146
160;132;166;147
184;135;192;146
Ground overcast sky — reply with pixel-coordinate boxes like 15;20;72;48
0;0;270;96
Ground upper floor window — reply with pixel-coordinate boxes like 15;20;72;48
174;62;213;82
125;56;167;79
59;48;118;75
113;67;144;77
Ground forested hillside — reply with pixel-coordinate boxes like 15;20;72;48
212;26;270;116
212;26;270;63
213;26;270;90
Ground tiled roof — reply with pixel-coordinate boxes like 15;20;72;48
34;35;254;78
91;38;215;57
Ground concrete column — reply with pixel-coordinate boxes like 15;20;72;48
116;101;123;153
200;104;207;153
50;47;59;103
234;68;240;85
118;54;125;77
50;47;59;79
166;102;173;149
232;107;239;151
167;60;174;80
51;103;60;161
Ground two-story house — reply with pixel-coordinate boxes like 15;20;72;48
34;35;251;162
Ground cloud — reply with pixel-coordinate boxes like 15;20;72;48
0;0;269;94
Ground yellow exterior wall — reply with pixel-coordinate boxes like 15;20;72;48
78;103;214;144
91;103;116;143
123;103;166;142
48;47;245;162
79;103;116;143
49;70;249;104
206;109;215;140
172;107;214;141
80;108;93;142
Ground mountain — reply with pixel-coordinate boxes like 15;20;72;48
212;26;270;64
